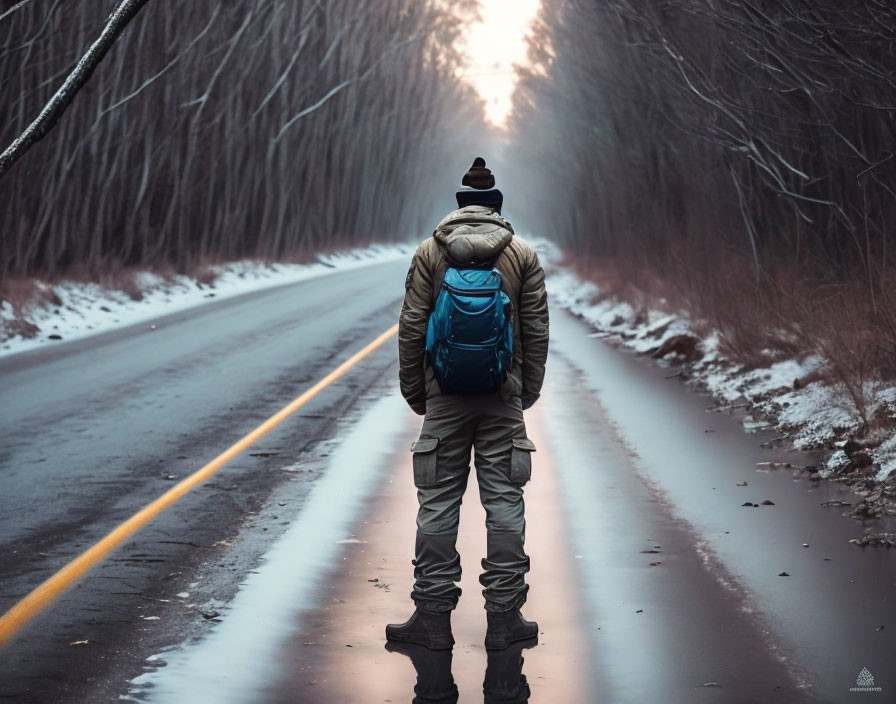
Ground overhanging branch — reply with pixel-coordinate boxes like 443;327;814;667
0;0;153;179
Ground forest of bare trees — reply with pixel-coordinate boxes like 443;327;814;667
508;1;896;388
0;0;481;281
6;0;896;398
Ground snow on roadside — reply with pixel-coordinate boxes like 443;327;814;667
0;244;413;358
872;434;896;482
532;238;896;518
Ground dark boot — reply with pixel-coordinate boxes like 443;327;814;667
386;608;455;650
484;609;538;651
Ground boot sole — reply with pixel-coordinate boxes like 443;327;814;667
484;631;538;651
385;626;454;651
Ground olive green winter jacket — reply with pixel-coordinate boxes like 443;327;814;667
398;205;549;415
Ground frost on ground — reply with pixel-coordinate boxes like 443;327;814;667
534;238;896;520
0;244;412;358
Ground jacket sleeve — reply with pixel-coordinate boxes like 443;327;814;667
518;248;549;410
398;246;433;415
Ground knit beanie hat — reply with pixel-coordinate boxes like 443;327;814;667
462;156;495;189
456;157;504;213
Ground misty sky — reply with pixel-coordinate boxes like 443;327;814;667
460;0;542;127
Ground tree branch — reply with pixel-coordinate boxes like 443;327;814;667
0;0;152;179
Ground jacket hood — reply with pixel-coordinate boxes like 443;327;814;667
433;206;514;267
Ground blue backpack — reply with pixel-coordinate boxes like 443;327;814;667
425;266;513;394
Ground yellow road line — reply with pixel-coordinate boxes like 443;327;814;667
0;322;399;648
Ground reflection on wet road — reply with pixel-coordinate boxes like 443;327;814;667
385;637;537;703
125;308;895;703
258;386;590;703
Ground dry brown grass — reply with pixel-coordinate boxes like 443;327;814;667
0;277;62;313
54;259;148;301
0;277;60;341
0;242;372;318
277;235;368;265
788;279;896;431
192;265;219;288
568;249;896;427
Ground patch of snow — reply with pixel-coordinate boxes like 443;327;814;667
700;331;722;362
872;435;896;482
0;243;413;358
751;359;819;396
820;449;850;479
628;315;692;355
771;383;859;450
547;268;636;335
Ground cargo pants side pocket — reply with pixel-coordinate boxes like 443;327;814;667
411;436;440;487
510;437;535;485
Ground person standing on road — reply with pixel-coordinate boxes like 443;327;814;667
386;157;549;651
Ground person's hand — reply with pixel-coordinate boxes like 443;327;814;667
520;392;539;410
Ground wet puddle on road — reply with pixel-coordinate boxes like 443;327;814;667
266;406;591;703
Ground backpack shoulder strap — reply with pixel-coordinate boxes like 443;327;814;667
432;254;451;302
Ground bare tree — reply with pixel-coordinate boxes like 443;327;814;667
506;0;896;380
0;0;483;280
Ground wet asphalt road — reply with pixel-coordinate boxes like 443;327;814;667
0;259;409;702
2;259;896;703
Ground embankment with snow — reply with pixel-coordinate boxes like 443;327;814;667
0;244;413;358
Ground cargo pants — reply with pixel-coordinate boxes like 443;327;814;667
409;392;535;613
